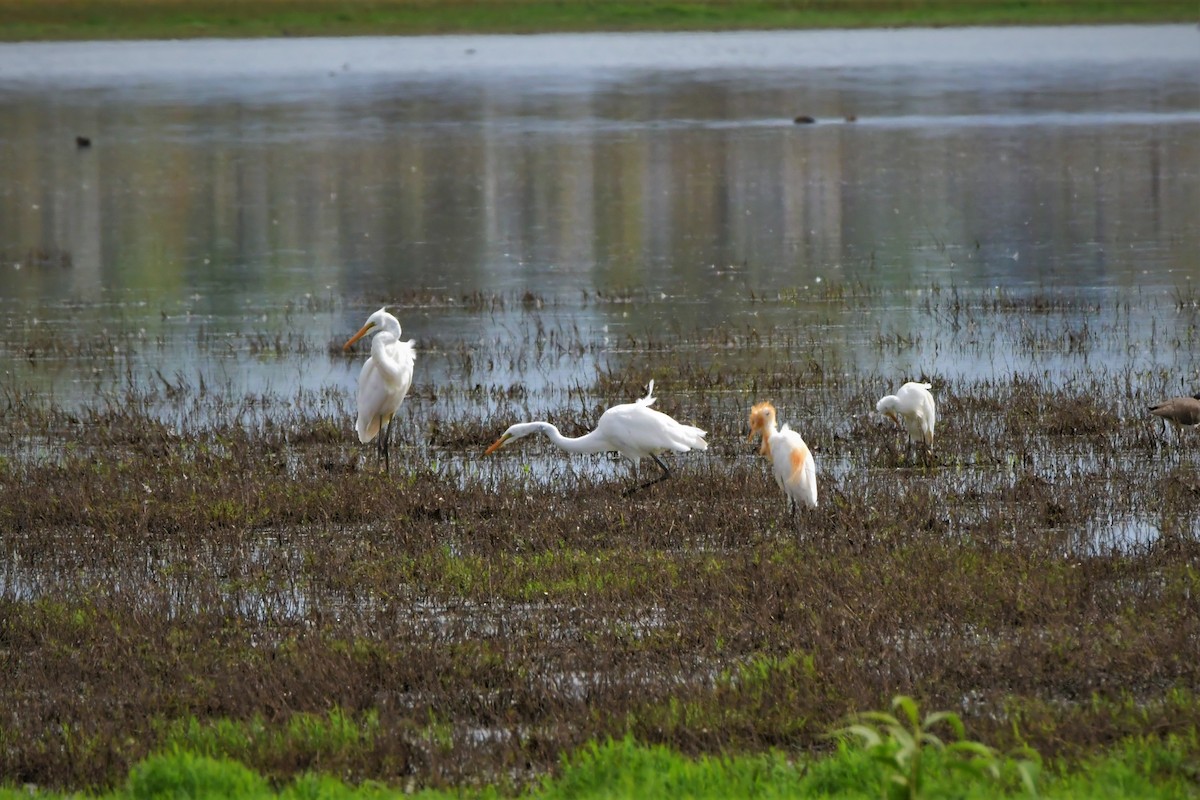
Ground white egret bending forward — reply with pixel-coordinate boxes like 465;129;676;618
876;381;937;459
484;380;707;495
748;401;817;513
343;307;415;473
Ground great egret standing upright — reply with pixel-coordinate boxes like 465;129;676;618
876;381;937;462
343;307;415;473
484;380;707;495
748;401;818;514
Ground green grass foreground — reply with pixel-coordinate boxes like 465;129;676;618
0;0;1193;41
4;730;1200;799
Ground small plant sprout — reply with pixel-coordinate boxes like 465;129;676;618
837;695;1035;800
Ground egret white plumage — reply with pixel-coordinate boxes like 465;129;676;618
484;380;707;495
748;401;817;513
343;307;415;473
876;381;937;458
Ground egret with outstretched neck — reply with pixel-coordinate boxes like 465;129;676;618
484;380;707;495
343;307;415;473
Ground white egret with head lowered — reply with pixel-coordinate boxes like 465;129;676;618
485;380;707;495
876;381;937;461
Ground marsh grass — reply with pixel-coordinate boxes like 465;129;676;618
2;284;1200;793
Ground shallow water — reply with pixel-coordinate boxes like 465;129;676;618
1;26;1199;553
1;25;1197;402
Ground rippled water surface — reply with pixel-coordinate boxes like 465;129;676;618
1;25;1200;600
0;25;1197;401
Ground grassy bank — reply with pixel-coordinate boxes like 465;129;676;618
0;0;1193;42
5;729;1200;798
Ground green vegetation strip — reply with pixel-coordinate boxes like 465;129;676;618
4;724;1200;798
0;0;1192;42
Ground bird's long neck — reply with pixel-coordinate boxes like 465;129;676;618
754;420;778;456
538;423;609;454
376;314;402;340
371;330;398;355
369;330;406;379
765;425;780;454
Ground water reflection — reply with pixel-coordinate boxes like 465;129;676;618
0;26;1197;401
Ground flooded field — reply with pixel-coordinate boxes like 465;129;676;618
1;25;1199;792
4;285;1200;789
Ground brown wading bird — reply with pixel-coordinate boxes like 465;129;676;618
748;402;817;514
484;380;707;496
1148;393;1200;431
343;307;416;473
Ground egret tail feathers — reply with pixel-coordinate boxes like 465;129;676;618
672;425;708;452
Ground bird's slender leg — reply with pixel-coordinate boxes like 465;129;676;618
372;415;389;473
382;415;394;474
623;454;672;496
907;434;924;466
887;419;905;465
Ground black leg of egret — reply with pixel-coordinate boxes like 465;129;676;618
382;415;394;474
372;415;386;473
623;454;672;496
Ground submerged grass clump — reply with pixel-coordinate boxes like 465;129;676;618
2;284;1200;794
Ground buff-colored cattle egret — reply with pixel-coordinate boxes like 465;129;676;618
485;380;707;495
748;401;817;513
343;307;415;473
876;381;937;458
